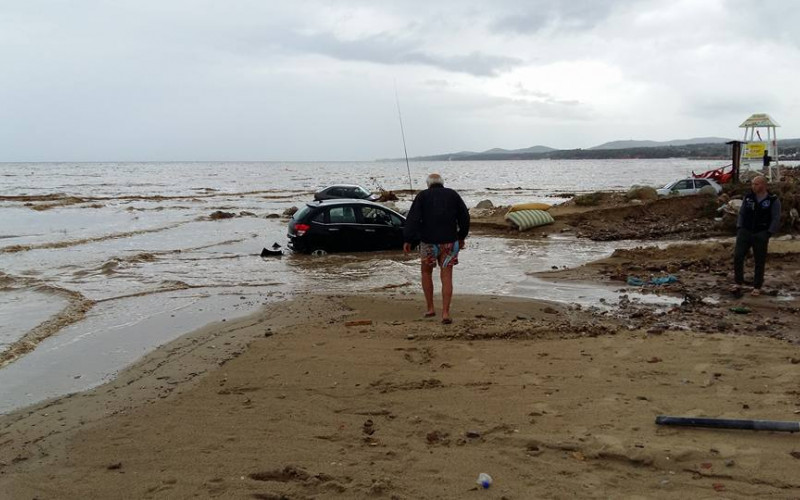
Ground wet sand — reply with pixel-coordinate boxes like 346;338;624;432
2;291;800;498
3;166;800;497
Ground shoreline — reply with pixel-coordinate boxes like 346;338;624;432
2;286;800;497
2;168;800;496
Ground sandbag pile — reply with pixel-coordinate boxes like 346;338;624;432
505;203;554;231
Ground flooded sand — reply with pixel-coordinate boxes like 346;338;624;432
0;226;687;413
0;159;776;413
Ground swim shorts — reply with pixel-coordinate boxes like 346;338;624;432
419;241;460;268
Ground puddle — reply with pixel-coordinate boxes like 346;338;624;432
0;290;68;351
0;288;281;414
509;277;682;308
0;226;689;414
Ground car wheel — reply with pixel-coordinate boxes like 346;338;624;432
311;249;328;257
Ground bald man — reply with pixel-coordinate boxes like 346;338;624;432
733;175;781;296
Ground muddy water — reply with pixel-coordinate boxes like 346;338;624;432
0;228;670;413
1;159;744;413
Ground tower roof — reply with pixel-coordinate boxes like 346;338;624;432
739;113;780;128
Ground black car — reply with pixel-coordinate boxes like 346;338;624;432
288;199;405;254
313;184;379;202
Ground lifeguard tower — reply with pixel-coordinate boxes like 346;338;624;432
739;113;780;181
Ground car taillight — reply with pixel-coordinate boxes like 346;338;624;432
295;223;310;236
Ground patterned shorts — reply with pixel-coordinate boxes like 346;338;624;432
419;241;460;268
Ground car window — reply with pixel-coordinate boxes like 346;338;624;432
328;206;357;223
389;213;403;227
294;206;312;221
327;188;343;197
311;210;324;223
695;179;709;187
361;206;392;225
355;186;370;197
674;180;692;190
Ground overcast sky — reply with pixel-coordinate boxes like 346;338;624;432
2;0;799;161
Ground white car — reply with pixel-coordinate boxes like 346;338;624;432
656;178;722;197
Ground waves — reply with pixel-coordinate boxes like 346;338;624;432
0;273;95;368
0;222;188;254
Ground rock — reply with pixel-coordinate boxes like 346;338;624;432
465;430;481;439
476;199;494;209
426;430;449;444
265;213;280;219
377;190;398;202
699;185;717;195
282;206;298;217
209;211;235;220
625;186;658;201
345;320;372;327
238;211;256;217
362;419;375;435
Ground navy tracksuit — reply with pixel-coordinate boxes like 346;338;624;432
734;191;781;289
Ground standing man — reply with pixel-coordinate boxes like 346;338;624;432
733;175;781;296
403;173;470;324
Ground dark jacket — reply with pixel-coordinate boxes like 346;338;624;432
737;191;781;234
403;184;470;244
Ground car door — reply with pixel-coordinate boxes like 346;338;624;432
694;179;710;193
325;205;360;251
672;179;693;196
357;206;397;250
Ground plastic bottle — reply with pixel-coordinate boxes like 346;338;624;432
476;473;492;489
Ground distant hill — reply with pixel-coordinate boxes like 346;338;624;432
408;145;556;161
590;137;731;150
384;138;800;161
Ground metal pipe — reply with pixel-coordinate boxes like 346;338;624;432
656;415;800;432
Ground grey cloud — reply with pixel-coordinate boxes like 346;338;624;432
489;0;641;34
685;94;779;121
514;83;551;99
257;30;523;76
514;83;580;106
423;79;452;88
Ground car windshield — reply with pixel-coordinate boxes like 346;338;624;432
355;186;370;197
661;181;677;189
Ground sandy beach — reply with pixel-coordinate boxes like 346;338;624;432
6;1;800;496
3;170;800;498
2;233;800;498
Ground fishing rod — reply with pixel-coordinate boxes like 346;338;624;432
394;82;413;191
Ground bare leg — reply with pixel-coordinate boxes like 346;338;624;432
421;263;435;315
440;265;453;320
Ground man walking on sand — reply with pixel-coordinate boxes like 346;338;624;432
403;173;470;324
732;175;781;296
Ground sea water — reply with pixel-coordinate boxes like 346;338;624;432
0;158;754;411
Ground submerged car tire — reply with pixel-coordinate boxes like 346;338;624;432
311;248;328;257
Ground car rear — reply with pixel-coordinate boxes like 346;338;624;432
287;204;315;252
